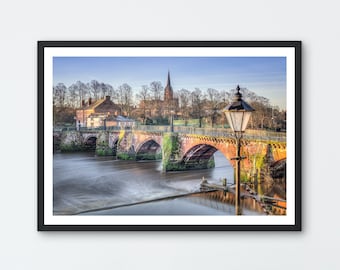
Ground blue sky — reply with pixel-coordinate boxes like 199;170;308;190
53;56;286;109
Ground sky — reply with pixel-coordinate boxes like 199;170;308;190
53;56;286;109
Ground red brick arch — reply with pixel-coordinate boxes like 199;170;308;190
178;135;285;171
135;138;162;154
132;132;162;154
179;135;237;165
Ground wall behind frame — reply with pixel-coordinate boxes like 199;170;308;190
0;0;337;269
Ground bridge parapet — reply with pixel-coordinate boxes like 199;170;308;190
56;125;285;142
134;125;285;142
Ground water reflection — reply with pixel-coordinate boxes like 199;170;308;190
53;151;285;215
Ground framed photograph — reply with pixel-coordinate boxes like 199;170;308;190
38;41;301;231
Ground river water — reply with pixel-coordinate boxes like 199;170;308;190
53;152;280;215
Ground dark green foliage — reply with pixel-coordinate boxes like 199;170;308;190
53;106;76;125
60;142;83;152
136;153;162;160
117;153;134;160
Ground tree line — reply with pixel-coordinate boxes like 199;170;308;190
53;79;286;130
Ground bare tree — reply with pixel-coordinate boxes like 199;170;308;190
191;88;206;127
229;86;272;129
149;81;163;101
117;83;133;116
177;88;191;119
149;81;163;117
136;85;150;123
53;83;67;107
206;88;221;127
98;82;114;99
67;81;88;108
100;82;108;98
76;81;89;106
105;84;114;98
88;80;101;100
219;89;230;105
67;84;78;108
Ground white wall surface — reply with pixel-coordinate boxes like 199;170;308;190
0;0;338;269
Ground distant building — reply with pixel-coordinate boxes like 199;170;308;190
113;115;135;128
85;114;135;129
76;96;121;128
163;71;179;117
164;71;174;101
135;71;179;121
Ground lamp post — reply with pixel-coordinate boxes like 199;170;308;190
223;85;255;215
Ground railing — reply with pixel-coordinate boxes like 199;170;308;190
54;126;123;132
134;125;286;142
54;125;286;142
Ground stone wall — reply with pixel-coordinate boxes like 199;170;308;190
95;131;113;156
59;131;84;152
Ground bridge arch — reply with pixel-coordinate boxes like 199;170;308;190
83;134;98;143
180;140;235;165
180;143;220;169
135;139;162;160
84;136;97;151
182;143;217;160
270;158;286;180
111;138;119;157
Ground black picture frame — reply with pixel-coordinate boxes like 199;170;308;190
38;41;301;231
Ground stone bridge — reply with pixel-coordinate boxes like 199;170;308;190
56;126;286;180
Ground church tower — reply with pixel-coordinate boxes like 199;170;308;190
164;71;173;101
162;71;178;118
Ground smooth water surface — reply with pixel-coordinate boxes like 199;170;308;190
53;151;278;215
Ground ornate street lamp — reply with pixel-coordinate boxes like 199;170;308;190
223;85;255;215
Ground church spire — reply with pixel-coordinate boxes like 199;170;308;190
166;70;171;87
164;70;173;101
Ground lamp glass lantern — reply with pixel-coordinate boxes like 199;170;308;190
224;86;255;134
